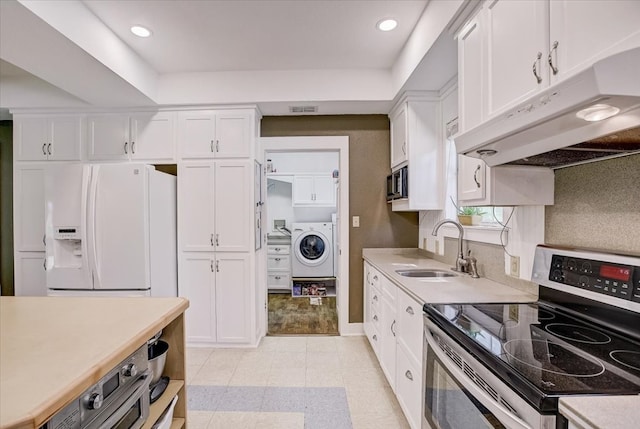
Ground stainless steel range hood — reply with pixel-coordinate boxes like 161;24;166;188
455;47;640;168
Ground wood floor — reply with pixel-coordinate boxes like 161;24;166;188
267;293;339;336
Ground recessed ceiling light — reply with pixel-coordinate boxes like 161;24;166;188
377;19;397;32
130;25;152;38
576;104;620;122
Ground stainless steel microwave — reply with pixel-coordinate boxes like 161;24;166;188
386;166;408;202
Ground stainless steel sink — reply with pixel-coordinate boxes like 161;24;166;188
395;269;457;278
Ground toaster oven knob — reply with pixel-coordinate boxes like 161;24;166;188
87;393;103;410
121;363;138;378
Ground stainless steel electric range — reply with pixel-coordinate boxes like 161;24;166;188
422;245;640;429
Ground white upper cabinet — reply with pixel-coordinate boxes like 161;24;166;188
548;0;640;84
457;0;640;131
178;161;252;253
15;115;82;161
389;95;445;212
484;0;549;118
178;110;251;159
390;107;408;168
292;174;336;207
87;112;176;162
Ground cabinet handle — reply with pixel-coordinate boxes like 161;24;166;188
43;234;46;246
366;271;371;284
215;233;219;246
210;233;214;246
391;320;396;337
275;276;281;280
215;140;219;152
124;142;128;154
210;140;214;153
47;143;52;155
275;258;281;261
373;275;378;281
373;295;378;302
215;260;220;272
406;306;414;315
43;259;47;271
548;41;559;75
42;143;47;156
372;334;377;341
373;315;378;322
275;247;281;251
532;52;543;84
473;164;481;188
210;260;214;272
402;141;406;155
131;141;136;154
405;370;413;381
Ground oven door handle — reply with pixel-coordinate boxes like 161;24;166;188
95;371;151;429
425;331;534;429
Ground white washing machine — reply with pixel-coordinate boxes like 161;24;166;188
291;222;334;278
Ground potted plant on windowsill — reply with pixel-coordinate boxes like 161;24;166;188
458;207;486;226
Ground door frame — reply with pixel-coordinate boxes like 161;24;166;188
258;136;352;336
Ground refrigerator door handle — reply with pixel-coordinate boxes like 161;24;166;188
87;166;102;289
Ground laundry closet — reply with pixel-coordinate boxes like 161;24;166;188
265;151;339;335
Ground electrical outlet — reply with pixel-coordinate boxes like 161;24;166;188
510;256;520;277
435;240;440;254
352;216;360;228
423;238;427;250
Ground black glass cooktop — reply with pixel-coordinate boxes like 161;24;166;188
424;301;640;412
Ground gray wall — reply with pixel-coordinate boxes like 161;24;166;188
261;115;419;323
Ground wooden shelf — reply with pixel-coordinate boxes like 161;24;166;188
142;380;184;429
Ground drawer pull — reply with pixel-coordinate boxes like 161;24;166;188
373;315;378;322
406;306;414;315
405;370;413;381
372;334;377;341
373;275;378;281
373;295;378;301
391;320;396;337
275;258;281;261
275;276;281;280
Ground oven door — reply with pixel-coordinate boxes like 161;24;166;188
423;317;552;429
86;371;151;429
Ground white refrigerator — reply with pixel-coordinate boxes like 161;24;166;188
44;163;177;297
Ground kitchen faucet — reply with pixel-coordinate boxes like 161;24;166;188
431;219;479;278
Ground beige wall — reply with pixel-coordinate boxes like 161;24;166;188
261;115;418;323
546;153;640;254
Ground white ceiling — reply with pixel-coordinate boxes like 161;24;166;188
0;0;461;115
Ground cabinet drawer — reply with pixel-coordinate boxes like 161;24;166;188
267;273;291;289
397;289;424;363
370;285;382;313
267;254;291;270
381;276;398;303
267;245;290;255
368;266;382;289
367;326;381;357
396;343;422;429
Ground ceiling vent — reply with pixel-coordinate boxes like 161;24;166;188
289;105;318;113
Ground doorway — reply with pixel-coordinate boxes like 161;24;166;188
259;137;349;337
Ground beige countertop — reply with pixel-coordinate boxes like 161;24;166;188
363;248;537;304
0;296;189;429
560;395;640;429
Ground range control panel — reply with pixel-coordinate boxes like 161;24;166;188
550;254;640;303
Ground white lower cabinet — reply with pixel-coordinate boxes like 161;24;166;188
396;342;423;429
180;252;251;344
363;261;425;428
15;252;46;296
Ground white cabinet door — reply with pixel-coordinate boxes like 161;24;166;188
485;0;548;118
179;111;217;159
214;161;251;252
457;13;484;133
15;252;47;296
15;116;82;161
457;155;486;203
396;344;422;429
216;112;250;158
15;166;45;251
180;254;216;342
549;0;640;84
292;175;314;205
311;175;335;206
215;253;250;343
178;163;215;252
130;112;176;161
87;115;130;160
390;106;407;168
397;290;424;364
380;295;397;390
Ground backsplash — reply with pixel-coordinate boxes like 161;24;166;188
546;153;640;254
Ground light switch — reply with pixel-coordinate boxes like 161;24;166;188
352;216;360;228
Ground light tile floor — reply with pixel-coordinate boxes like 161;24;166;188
186;336;410;429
